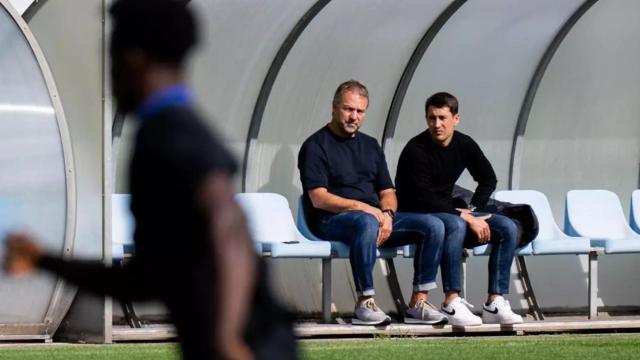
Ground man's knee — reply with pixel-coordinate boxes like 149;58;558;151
490;215;518;243
413;214;446;244
443;214;466;234
351;212;380;240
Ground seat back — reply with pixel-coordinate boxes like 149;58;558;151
631;190;640;234
296;196;322;241
565;190;631;240
112;194;135;259
236;193;299;244
494;190;558;240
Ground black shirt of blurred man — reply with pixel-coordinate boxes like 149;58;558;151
3;1;296;359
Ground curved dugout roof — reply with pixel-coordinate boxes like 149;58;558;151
115;0;319;192
189;0;318;157
519;0;640;218
387;0;584;189
108;0;639;313
0;0;75;337
245;0;452;312
246;0;452;196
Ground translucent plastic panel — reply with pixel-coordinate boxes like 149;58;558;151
189;0;317;158
518;0;640;310
248;0;451;199
389;0;583;190
0;6;66;322
520;0;640;222
116;0;318;192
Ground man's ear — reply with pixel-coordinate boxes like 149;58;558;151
453;112;461;126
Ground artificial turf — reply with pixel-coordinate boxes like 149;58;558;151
302;334;640;359
0;334;638;359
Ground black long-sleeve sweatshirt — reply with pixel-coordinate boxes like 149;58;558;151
395;130;497;215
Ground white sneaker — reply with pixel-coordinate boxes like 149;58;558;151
441;297;482;326
482;296;524;324
405;299;448;325
353;298;391;326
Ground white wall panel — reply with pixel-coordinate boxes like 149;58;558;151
388;0;583;192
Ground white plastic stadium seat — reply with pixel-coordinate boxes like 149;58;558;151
236;193;333;323
565;190;640;254
236;193;331;258
112;194;136;261
494;190;590;255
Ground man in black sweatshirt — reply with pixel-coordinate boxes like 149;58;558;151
395;92;523;326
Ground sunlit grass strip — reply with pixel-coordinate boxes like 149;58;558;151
0;333;638;359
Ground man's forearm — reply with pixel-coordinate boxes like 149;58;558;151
199;172;256;355
471;182;496;208
308;187;371;213
38;255;146;299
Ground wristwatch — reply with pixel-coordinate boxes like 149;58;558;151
382;209;396;218
467;205;477;212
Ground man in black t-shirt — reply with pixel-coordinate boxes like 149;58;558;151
3;1;296;359
298;80;447;326
396;92;523;326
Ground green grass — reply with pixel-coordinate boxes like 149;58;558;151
302;334;640;359
0;343;180;360
0;334;639;359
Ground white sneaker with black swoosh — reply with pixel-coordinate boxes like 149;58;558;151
441;297;482;326
482;296;523;324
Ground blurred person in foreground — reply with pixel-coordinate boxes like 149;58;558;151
3;0;296;359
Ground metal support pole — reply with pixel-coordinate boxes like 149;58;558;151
588;251;599;319
516;256;544;320
321;258;332;324
384;258;407;320
461;250;469;298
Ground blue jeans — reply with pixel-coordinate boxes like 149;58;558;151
316;211;444;296
434;212;518;295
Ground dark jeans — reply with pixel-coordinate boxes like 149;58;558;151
433;212;518;295
316;211;444;296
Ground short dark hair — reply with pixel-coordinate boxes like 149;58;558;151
109;0;198;64
333;80;369;107
425;92;458;115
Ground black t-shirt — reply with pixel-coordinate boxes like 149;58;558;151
395;130;497;215
298;125;394;228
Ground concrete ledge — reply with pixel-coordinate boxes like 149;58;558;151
112;317;640;341
295;319;640;337
112;325;177;342
0;334;51;342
